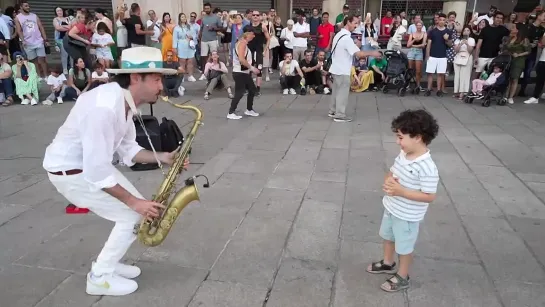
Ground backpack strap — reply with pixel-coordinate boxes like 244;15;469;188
331;33;348;55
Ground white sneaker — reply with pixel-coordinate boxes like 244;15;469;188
508;98;514;104
21;98;30;105
265;76;270;82
187;75;196;82
283;89;289;95
57;97;64;104
227;113;242;120
199;75;206;81
30;98;38;105
524;97;538;104
244;110;259;117
541;93;545;99
289;88;296;95
323;87;331;94
86;272;138;296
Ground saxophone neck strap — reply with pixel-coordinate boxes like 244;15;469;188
122;89;164;171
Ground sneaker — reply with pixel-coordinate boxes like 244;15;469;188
21;99;30;105
91;261;141;279
508;98;514;104
333;116;352;122
524;97;539;104
30;98;38;105
57;97;64;104
199;75;206;81
283;89;289;95
265;76;270;82
86;272;138;296
288;88;296;95
541;93;545;99
327;111;335;118
323;87;331;94
228;93;234;99
63;69;69;75
42;99;53;106
204;93;210;100
187;75;196;82
227;113;242;120
244;109;259;117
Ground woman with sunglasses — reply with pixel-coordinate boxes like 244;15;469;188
12;52;39;105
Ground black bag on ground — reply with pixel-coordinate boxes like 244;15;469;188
130;106;162;171
159;117;184;153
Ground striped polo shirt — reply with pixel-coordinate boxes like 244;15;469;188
383;150;439;222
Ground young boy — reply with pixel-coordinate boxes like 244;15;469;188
367;109;440;292
43;66;67;105
425;13;452;97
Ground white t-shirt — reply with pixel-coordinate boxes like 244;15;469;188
92;71;109;79
146;20;162;42
279;60;299;76
47;74;67;88
292;22;310;48
454;37;476;52
329;28;361;76
92;33;114;47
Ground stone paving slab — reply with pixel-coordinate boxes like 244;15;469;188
1;80;545;306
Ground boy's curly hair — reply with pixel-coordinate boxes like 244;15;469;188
391;109;439;145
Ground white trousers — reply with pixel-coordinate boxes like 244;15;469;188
453;56;473;94
48;168;143;275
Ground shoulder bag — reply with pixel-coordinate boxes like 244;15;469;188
323;33;348;71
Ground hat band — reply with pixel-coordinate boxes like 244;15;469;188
121;60;164;69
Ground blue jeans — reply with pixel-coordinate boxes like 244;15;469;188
519;51;536;93
0;78;14;98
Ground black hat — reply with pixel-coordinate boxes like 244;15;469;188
343;4;349;9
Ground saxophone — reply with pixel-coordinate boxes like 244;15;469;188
137;97;209;247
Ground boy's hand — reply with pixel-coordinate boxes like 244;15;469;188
383;177;404;197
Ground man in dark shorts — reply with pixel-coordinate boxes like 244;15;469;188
243;10;269;96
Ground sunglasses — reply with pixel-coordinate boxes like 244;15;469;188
252;14;260;16
190;15;196;18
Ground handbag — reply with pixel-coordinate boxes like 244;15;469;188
323;34;348;71
454;50;470;66
269;36;280;49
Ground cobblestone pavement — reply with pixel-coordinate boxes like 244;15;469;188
1;78;545;307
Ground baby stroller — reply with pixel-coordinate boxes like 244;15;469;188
380;50;418;97
465;53;512;107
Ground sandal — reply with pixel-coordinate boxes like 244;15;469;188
366;260;397;274
380;273;410;292
2;97;13;106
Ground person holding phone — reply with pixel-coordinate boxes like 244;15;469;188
12;51;39;105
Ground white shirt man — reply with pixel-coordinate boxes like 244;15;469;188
292;19;310;61
328;17;380;122
43;47;181;297
279;55;304;95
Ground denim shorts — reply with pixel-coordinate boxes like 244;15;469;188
407;48;423;61
379;209;420;255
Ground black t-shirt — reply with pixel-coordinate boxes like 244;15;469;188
478;25;510;58
274;24;283;38
244;23;266;51
428;27;452;58
300;59;318;73
125;15;146;46
163;61;180;79
527;23;545;53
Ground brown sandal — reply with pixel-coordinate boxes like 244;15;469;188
2;97;13;106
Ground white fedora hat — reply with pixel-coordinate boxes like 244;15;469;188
107;47;177;75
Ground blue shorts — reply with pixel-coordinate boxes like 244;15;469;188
379;209;420;255
407;48;423;61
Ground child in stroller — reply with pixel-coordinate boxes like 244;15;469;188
465;53;511;107
380;50;418;96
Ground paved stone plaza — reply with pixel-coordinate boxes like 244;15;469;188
1;80;545;307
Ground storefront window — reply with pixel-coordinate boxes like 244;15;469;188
381;0;444;26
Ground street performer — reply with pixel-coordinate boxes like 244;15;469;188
42;47;187;296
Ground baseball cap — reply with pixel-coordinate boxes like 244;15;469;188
343;4;349;9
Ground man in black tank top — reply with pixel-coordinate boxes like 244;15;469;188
243;10;270;95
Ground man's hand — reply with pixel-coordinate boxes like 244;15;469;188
443;33;449;40
159;147;186;165
128;198;165;221
383;177;404;197
367;50;382;58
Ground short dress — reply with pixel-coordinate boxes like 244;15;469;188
446;31;458;63
173;24;197;59
505;40;531;79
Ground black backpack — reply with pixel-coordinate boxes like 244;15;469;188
159;117;184;153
